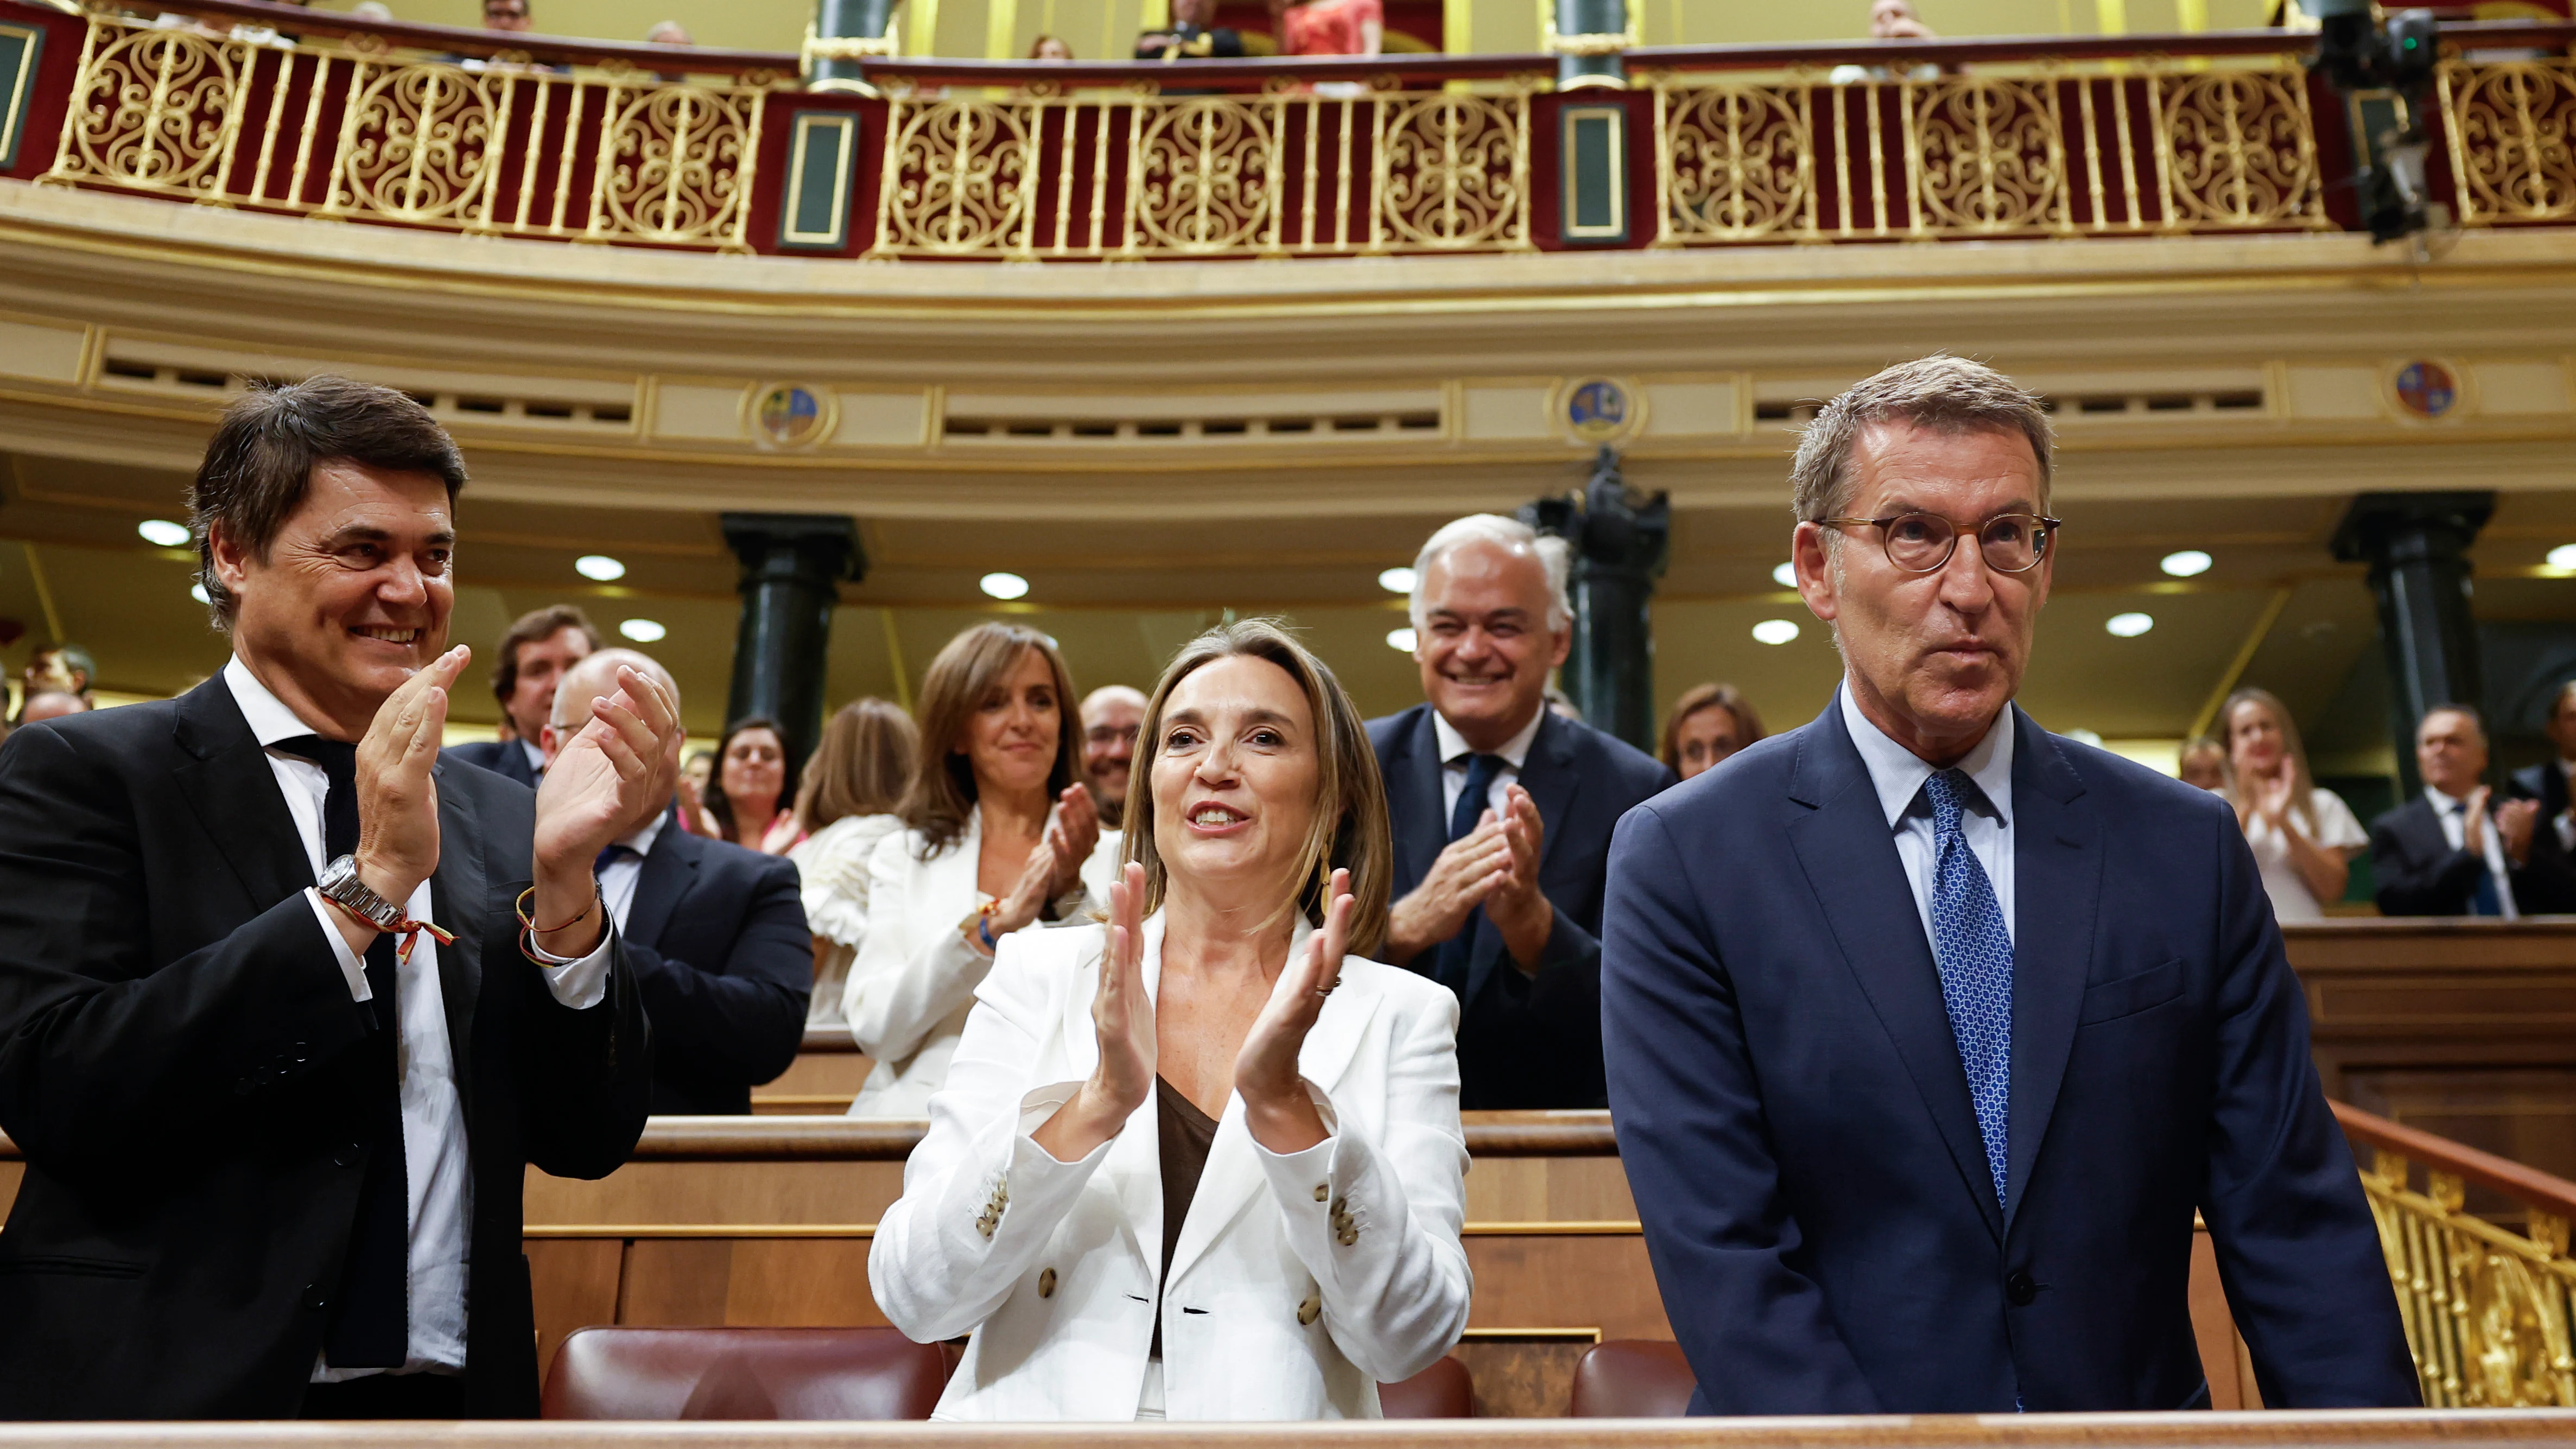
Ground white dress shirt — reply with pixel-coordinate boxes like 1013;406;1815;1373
222;657;610;1379
2425;784;2520;919
2557;760;2575;855
1432;707;1546;829
1838;683;2017;949
517;736;546;778
598;810;669;934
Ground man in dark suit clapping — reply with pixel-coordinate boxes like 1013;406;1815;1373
542;648;810;1115
445;603;599;789
1369;514;1674;1109
1601;356;2416;1413
2372;704;2561;917
2504;679;2576;914
0;378;671;1419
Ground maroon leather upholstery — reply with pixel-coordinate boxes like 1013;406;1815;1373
1569;1339;1698;1418
1378;1355;1475;1418
542;1327;951;1421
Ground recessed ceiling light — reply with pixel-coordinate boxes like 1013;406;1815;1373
2106;612;2154;638
138;519;190;548
1379;567;1417;594
981;571;1030;601
1386;627;1418;652
576;554;626;581
1772;561;1797;588
619;618;667;643
1752;619;1800;646
2548;543;2576;571
2160;549;2212;578
189;581;210;604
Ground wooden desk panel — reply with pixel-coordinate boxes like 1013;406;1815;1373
751;1028;871;1115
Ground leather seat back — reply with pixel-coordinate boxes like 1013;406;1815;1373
1377;1355;1474;1418
543;1326;951;1420
1569;1339;1697;1418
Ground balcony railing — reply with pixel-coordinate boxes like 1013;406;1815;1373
1;0;2570;260
2338;1101;2576;1410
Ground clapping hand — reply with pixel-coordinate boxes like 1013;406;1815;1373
340;646;472;953
1483;786;1554;970
1033;862;1156;1163
529;664;681;956
2498;798;2541;866
1233;869;1350;1155
1386;818;1511;965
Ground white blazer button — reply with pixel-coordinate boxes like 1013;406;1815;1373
1297;1291;1322;1326
1039;1268;1057;1299
1314;1184;1329;1202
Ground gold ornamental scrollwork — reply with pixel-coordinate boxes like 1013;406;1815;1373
1374;92;1530;251
1661;82;1811;241
2439;56;2576;225
1132;99;1278;253
2359;1148;2576;1408
1908;77;2068;234
327;63;500;224
2153;65;2326;229
881;100;1037;254
593;84;761;247
51;24;250;196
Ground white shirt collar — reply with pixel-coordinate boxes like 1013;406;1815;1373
617;809;670;857
1432;703;1546;771
223;654;333;748
519;736;546;772
2425;785;2472;814
1837;681;2015;830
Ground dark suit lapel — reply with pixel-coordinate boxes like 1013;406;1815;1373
1784;700;2004;1242
167;674;312;908
2001;709;2100;1230
1391;707;1447;894
429;759;488;1123
623;826;700;950
1467;711;1578;1007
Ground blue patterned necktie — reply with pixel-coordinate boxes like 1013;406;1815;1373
1922;768;2013;1209
1430;754;1506;995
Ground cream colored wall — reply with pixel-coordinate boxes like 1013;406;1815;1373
313;0;2278;54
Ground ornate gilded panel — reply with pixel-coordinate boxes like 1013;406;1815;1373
878;100;1037;255
593;85;763;250
327;64;502;225
2153;67;2326;230
1373;93;1530;252
1659;84;1811;243
51;26;250;197
2441;58;2576;225
1132;100;1278;254
1907;77;2068;235
2359;1149;2576;1408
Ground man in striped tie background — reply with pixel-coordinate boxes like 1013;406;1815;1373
1600;355;2418;1415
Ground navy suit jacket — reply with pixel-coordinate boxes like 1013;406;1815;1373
1601;698;2416;1414
445;737;537;789
2503;762;2576;914
1369;703;1674;1109
621;825;811;1115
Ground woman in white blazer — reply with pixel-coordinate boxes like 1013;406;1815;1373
871;620;1470;1421
844;624;1118;1116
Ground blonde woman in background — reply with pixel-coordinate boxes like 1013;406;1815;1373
1659;682;1765;782
791;698;920;1027
2220;688;2366;920
871;619;1468;1419
846;624;1118;1116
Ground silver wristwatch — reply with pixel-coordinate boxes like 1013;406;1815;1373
318;854;403;932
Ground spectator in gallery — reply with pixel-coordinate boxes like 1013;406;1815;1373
1272;0;1381;59
842;622;1116;1117
16;690;90;726
1030;34;1075;59
645;20;692;43
543;649;809;1115
2178;734;2227;792
483;0;530;31
2371;703;2548;918
445;603;598;788
790;697;921;1026
2504;679;2576;913
705;715;804;855
1369;514;1675;1110
352;2;394;18
1137;0;1246;60
2220;687;2364;921
1829;0;1944;84
1660;681;1766;782
870;620;1469;1420
678;746;719;835
1081;683;1148;828
22;642;94;710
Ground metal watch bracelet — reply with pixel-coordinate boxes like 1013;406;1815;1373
317;854;404;933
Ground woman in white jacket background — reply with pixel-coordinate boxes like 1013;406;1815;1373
870;619;1470;1421
843;623;1118;1116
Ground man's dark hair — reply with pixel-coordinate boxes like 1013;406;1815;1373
493;604;602;708
187;376;468;631
33;644;97;692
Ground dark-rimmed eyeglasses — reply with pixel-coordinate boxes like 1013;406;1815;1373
1816;512;2061;574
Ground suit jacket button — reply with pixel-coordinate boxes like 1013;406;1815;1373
2005;1269;2037;1306
301;1284;328;1312
333;1142;362;1167
1038;1268;1057;1299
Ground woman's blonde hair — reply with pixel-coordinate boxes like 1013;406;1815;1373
2220;687;2319;837
796;697;918;831
899;623;1083;856
1119;619;1391;958
1659;681;1765;773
